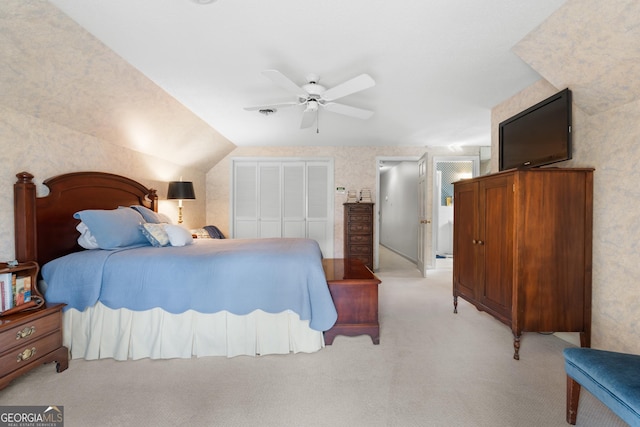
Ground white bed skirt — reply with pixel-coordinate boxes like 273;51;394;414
62;303;325;360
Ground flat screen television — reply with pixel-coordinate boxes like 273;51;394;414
499;88;572;171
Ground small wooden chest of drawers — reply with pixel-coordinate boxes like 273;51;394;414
0;303;68;390
343;202;374;270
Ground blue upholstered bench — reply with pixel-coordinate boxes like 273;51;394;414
563;348;640;426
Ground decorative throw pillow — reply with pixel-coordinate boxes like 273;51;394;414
165;224;194;247
73;208;148;249
140;223;170;247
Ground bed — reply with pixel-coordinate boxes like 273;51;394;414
13;171;337;360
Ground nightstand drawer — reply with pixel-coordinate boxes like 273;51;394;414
0;310;61;351
0;330;62;376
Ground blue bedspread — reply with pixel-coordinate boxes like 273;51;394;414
42;238;337;331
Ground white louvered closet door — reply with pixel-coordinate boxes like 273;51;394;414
258;163;281;238
282;162;306;239
233;162;258;238
232;159;333;257
306;162;331;257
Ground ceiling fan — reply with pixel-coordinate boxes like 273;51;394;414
244;69;376;129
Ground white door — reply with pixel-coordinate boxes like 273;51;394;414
233;162;258;238
282;162;306;238
306;161;332;257
258;163;282;238
417;152;432;277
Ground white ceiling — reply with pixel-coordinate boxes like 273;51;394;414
47;0;566;149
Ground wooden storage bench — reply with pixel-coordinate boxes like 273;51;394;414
322;258;381;345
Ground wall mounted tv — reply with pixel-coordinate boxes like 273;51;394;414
499;88;572;171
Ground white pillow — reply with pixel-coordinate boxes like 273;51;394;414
76;222;99;250
165;224;194;247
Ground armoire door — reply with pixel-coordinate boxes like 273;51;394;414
452;179;477;301
478;173;514;322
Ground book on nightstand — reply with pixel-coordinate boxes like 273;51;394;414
0;272;13;312
14;275;32;306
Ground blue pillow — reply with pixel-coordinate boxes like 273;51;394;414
73;208;148;249
129;205;164;223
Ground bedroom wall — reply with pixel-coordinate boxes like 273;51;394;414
206;145;481;260
0;105;206;262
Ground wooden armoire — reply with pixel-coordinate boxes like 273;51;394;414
452;168;593;359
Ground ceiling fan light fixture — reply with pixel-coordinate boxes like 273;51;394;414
305;100;319;112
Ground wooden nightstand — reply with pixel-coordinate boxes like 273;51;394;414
0;262;68;390
322;258;381;345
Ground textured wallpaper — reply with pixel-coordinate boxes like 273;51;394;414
0;1;235;173
494;0;640;353
0;106;206;261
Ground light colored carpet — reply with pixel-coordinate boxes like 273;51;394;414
0;247;625;427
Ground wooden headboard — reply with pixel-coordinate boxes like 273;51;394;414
14;171;158;266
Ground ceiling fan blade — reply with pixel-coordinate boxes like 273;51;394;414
321;74;375;101
262;69;308;99
300;109;317;129
243;101;299;111
323;102;374;120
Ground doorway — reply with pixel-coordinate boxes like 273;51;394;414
375;157;419;272
432;157;478;264
375;154;480;273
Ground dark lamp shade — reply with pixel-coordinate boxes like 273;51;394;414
167;181;196;200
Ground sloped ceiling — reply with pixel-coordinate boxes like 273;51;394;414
44;0;566;151
0;1;236;172
1;1;572;172
514;0;640;115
